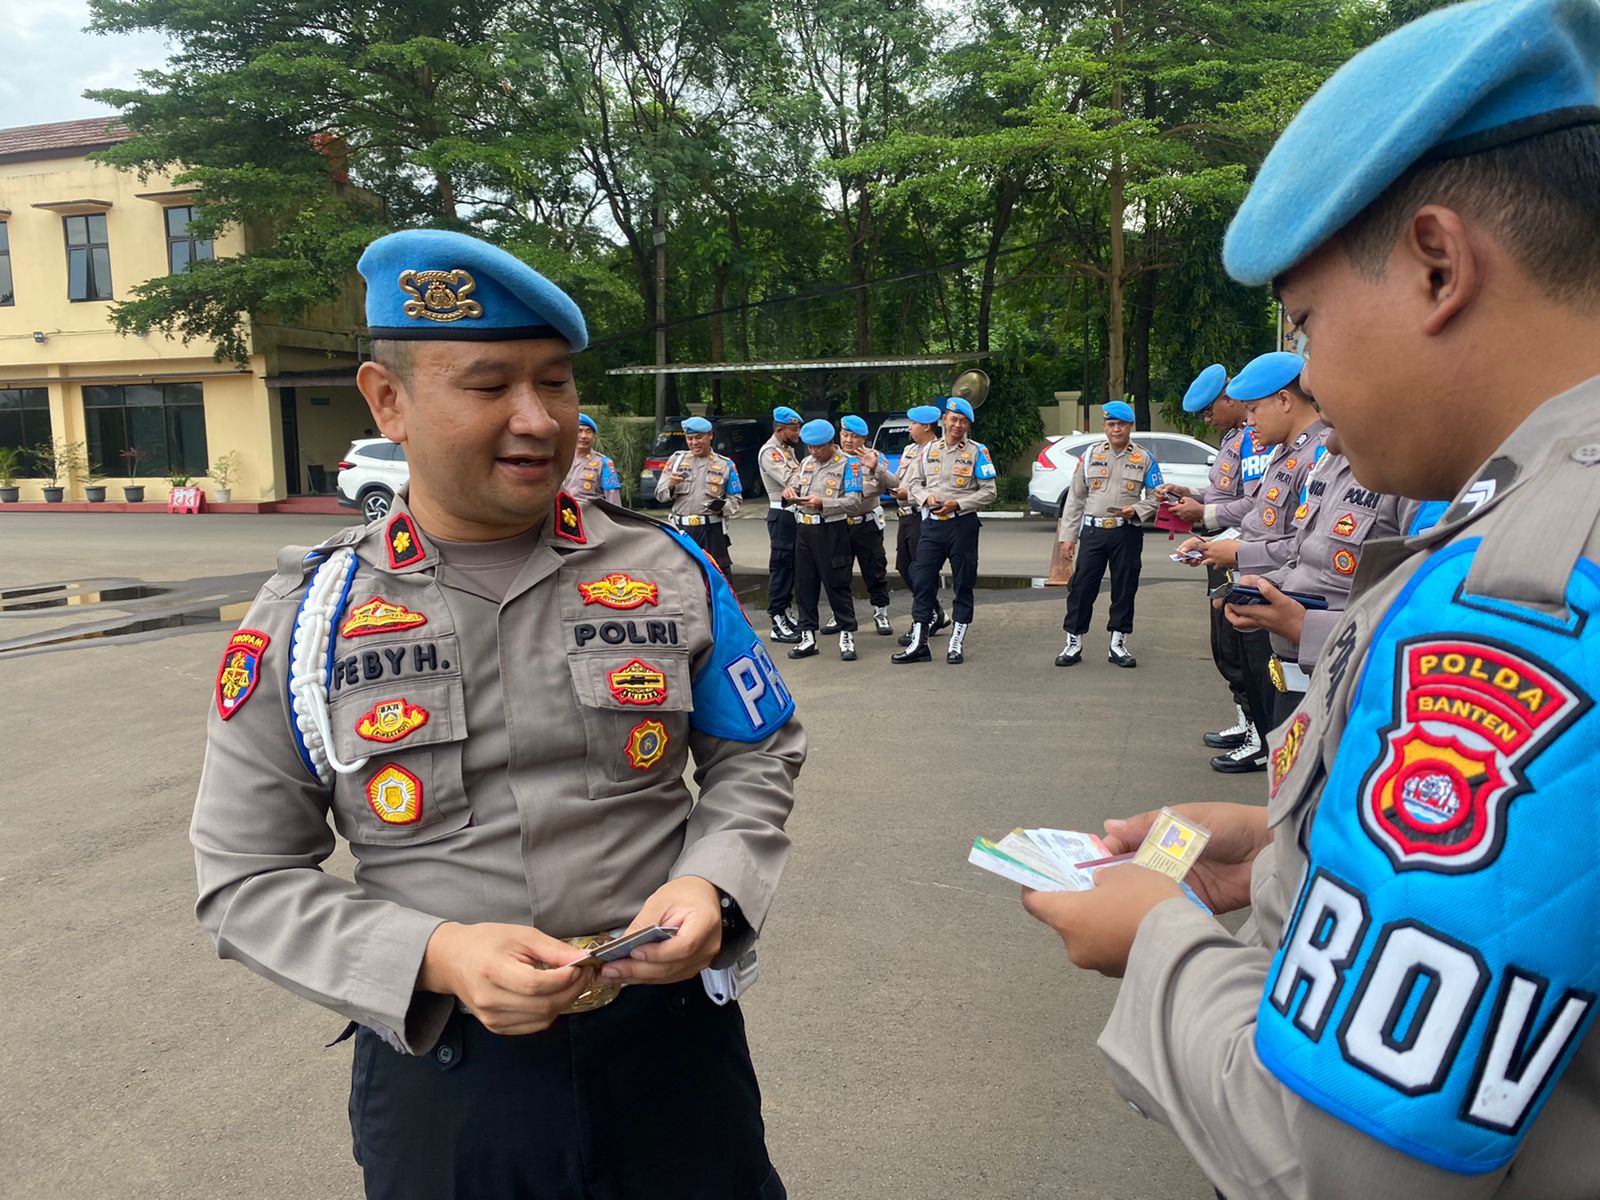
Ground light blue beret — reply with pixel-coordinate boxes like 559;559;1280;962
1227;352;1305;402
359;229;587;349
944;397;975;422
682;416;713;434
773;406;802;425
1103;401;1136;423
1224;0;1600;286
800;419;835;446
577;413;597;431
840;414;869;436
907;404;943;424
1182;364;1229;414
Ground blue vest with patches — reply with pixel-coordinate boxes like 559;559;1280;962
1240;428;1276;485
1256;539;1600;1174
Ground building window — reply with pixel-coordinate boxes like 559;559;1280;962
65;213;112;301
0;388;51;456
0;223;13;306
83;383;207;476
165;206;214;275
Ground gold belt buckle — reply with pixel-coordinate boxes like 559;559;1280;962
1098;517;1115;529
558;932;624;1014
1268;655;1287;694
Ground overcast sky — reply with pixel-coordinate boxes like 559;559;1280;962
0;0;171;130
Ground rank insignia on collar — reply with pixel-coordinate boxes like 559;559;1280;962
398;268;484;323
386;513;427;569
578;572;660;610
555;491;587;544
608;659;668;705
1271;712;1310;798
1332;548;1358;575
625;718;669;770
215;628;270;721
366;764;423;825
1332;512;1358;538
341;597;428;638
355;698;430;744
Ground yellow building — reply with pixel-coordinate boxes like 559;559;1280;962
0;117;371;507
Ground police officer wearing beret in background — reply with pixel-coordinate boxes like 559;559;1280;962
893;396;997;665
837;414;896;637
891;404;948;646
1023;3;1600;1196
1179;351;1329;772
655;415;743;577
1054;401;1164;669
784;419;863;662
561;412;622;504
192;229;804;1200
1160;365;1278;756
758;406;803;643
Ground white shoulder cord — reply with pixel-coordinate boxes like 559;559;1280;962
288;548;369;784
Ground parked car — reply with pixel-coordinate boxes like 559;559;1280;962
337;437;409;522
638;417;767;508
1029;431;1216;518
869;416;913;477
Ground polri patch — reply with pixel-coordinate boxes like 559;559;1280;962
555;491;587;544
366;764;423;825
625;719;669;770
341;596;428;638
216;629;270;721
355;697;430;744
1360;639;1584;872
608;659;668;706
386;513;427;569
578;572;660;610
1271;712;1310;798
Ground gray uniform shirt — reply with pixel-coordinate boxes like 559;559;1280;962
892;441;929;514
654;450;743;518
192;495;803;1055
758;435;799;503
1058;440;1162;546
793;450;861;521
1099;377;1600;1199
843;449;893;521
1235;420;1331;574
562;450;622;504
907;436;998;516
1202;426;1246;508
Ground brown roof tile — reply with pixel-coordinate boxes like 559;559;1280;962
0;117;131;162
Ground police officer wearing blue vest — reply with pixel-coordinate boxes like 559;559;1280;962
1021;2;1600;1195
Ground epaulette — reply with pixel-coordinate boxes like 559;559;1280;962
590;497;670;532
264;524;366;597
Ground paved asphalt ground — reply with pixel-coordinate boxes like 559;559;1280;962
2;511;1263;1200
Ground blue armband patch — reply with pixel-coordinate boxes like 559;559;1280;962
725;462;743;497
1146;462;1164;489
656;525;795;742
976;446;996;480
600;456;621;492
1256;539;1600;1174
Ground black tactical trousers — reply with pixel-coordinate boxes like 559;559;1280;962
846;515;891;608
794;519;857;632
350;979;785;1200
894;509;922;591
1239;628;1278;742
1063;524;1143;635
680;520;732;578
1207;564;1251;710
911;512;980;625
765;507;797;616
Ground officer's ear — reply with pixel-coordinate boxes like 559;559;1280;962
357;360;410;447
1406;205;1478;337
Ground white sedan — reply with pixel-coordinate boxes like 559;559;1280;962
1029;431;1217;519
337;437;409;523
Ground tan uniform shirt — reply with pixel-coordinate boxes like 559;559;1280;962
758;435;799;505
907;436;998;518
1057;440;1162;546
562;450;622;504
792;450;863;523
843;448;893;522
192;493;803;1055
1235;420;1331;574
892;441;929;515
1100;377;1600;1199
654;450;743;518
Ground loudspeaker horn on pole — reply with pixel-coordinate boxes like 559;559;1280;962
950;368;990;409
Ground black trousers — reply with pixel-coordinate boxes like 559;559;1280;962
765;508;796;616
680;521;732;578
911;512;979;625
1063;524;1143;635
349;980;785;1200
894;510;921;590
1274;686;1307;727
1207;565;1251;710
794;520;857;632
846;516;890;608
1239;628;1278;743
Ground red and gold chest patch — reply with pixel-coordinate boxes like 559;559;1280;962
625;719;669;770
1271;713;1310;798
341;597;428;638
608;659;667;705
385;513;426;569
216;629;270;721
1262;506;1278;527
555;491;587;544
354;698;430;744
1332;512;1358;538
1266;486;1281;502
578;573;660;610
366;764;423;824
1333;547;1358;575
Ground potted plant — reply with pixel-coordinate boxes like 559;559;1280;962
119;447;148;502
34;438;86;503
208;451;240;503
84;463;107;503
0;446;20;503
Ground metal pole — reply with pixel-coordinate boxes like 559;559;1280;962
653;202;667;433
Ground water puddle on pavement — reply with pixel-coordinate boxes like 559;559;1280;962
0;584;168;611
0;576;256;656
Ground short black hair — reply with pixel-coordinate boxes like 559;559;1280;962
1340;124;1600;312
369;339;415;381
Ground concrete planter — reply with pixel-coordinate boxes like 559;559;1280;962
211;488;232;504
0;487;18;503
43;487;65;503
85;486;108;503
123;486;146;503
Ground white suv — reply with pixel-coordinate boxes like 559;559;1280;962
337;438;409;523
1029;431;1216;518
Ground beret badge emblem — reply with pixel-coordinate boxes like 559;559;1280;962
398;268;484;323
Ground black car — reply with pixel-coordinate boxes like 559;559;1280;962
638;417;768;508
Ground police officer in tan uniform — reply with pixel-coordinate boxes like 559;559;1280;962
783;419;862;661
1022;5;1600;1197
655;415;743;576
838;413;895;636
758;406;803;643
891;404;947;645
560;412;622;503
192;229;803;1200
1054;401;1164;669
